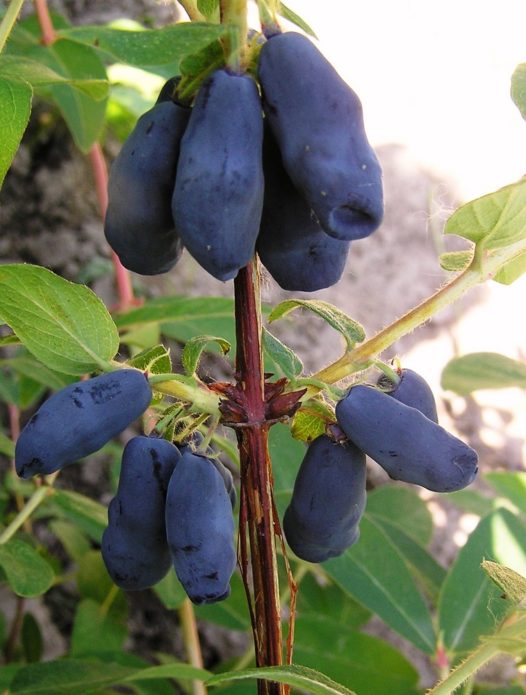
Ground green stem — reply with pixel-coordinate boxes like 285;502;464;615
99;584;119;617
427;641;500;695
178;0;205;21
179;598;207;695
313;237;526;388
0;0;25;53
220;0;247;72
0;486;51;545
149;375;221;416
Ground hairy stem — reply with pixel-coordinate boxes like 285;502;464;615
234;261;283;695
313;237;526;387
149;375;221;415
179;598;207;695
0;0;25;53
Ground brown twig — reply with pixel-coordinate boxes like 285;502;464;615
234;261;284;695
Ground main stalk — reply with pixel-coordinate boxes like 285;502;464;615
234;261;284;695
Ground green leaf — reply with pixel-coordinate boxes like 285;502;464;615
366;485;433;546
181;335;231;375
153;570;187;610
268;299;365;349
511;63;526;120
438;509;526;654
128;344;172;374
0;539;54;597
485;472;526;516
297;571;371;629
278;3;318;38
0;264;119;375
444;178;526;250
0;334;21;346
324;516;436;654
293;616;418;695
58;23;228;68
44;40;108;152
0;55;107;99
441;352;526;394
51;489;107;542
482;560;526;605
268;423;305;515
195;572;251;631
262;328;303;379
207;664;356;694
444;488;497;517
0;77;32;187
1;354;76;391
49;520;90;563
9;659;135;695
76;551;126;618
291;400;333;443
197;0;220;19
71;599;127;657
21;613;43;663
439;249;474;272
117;296;242;350
0;664;22;692
0;432;15;459
493;250;526;284
368;515;446;601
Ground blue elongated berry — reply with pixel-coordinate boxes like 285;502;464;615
283;434;366;562
165;451;236;604
257;126;351;291
102;435;181;590
104;80;190;275
379;368;438;423
257;32;383;241
335;386;478;492
172;69;264;281
15;370;152;479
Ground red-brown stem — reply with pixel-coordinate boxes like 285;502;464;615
234;261;283;695
33;0;135;311
88;145;135;310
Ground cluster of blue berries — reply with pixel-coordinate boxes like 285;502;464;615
104;31;383;291
283;369;479;563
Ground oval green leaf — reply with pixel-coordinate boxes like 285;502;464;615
0;77;32;188
0;264;119;375
441;352;526;394
182;335;231;375
0;538;54;598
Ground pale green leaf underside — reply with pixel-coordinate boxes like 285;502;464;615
268;299;365;348
262;327;303;379
511;63;526;121
445;178;526;250
441;352;526;394
0;264;119;375
181;335;231;375
439;249;473;272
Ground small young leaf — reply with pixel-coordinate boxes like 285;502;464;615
493;250;526;285
197;0;219;19
482;560;526;605
441;352;526;394
58;23;228;68
268;299;365;348
0;77;32;188
0;264;119;375
445;178;526;250
262;327;303;379
207;664;356;695
291;400;333;442
278;2;318;38
128;344;172;375
0;539;54;597
181;335;231;375
439;249;474;272
511;63;526;121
